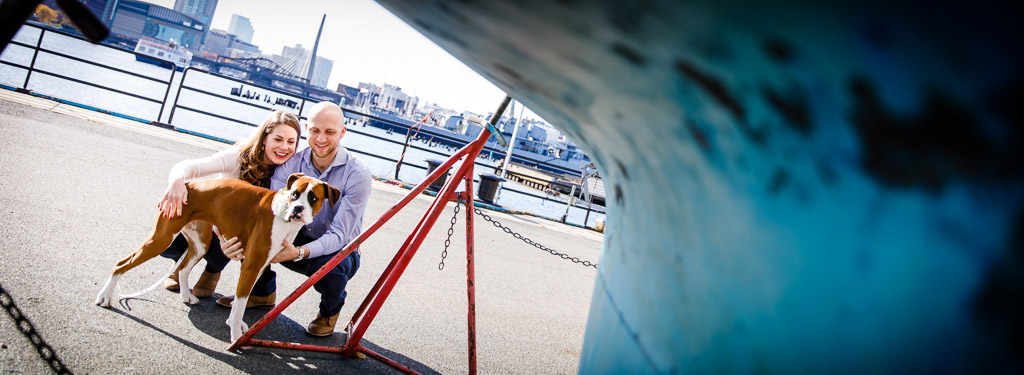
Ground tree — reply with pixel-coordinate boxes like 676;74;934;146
35;5;59;26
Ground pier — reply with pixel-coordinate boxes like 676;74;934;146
0;90;601;374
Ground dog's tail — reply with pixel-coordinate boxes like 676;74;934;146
118;251;186;299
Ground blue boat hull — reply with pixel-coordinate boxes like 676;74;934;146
380;1;1024;373
135;55;185;71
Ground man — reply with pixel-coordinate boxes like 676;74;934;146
216;101;372;337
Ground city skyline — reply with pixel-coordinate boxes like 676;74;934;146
146;0;535;119
227;14;253;44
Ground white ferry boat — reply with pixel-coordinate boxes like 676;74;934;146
133;39;192;71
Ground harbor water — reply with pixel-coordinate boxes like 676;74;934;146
0;24;605;228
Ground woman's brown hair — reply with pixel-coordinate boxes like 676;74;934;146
235;110;301;187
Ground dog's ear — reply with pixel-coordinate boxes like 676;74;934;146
287;173;305;190
324;183;341;207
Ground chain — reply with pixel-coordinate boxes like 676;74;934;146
473;208;598;269
0;281;73;374
439;197;461;270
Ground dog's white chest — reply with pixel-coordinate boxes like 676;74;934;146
267;220;303;260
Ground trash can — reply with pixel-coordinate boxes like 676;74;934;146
477;173;506;204
424;158;449;192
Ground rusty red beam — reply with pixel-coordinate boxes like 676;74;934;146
227;138;475;352
342;132;489;353
228;96;512;375
236;339;418;375
245;339;344;354
356;345;419;375
345;142;478;328
241;340;419;375
344;173;465;348
340;96;510;371
464;176;478;374
346;229;415;329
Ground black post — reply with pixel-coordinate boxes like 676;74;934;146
584;199;593;227
22;27;44;91
167;68;192;124
157;66;177;122
395;126;412;180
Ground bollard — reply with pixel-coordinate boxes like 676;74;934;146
424;158;449;192
477;173;505;204
561;184;576;223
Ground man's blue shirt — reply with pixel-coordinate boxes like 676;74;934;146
270;146;372;258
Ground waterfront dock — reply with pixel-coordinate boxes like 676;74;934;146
0;90;602;374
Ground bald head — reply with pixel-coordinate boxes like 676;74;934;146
308;101;344;128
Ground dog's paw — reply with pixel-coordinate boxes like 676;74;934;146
230;326;244;343
95;294;111;307
181;293;199;305
227;317;249;344
95;275;118;307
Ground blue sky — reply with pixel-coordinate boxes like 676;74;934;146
147;0;527;117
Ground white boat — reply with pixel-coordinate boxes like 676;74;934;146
584;175;605;205
133;39;192;71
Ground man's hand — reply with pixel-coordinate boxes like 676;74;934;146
271;240;301;263
214;227;244;260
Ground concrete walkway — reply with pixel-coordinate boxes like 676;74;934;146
0;89;602;374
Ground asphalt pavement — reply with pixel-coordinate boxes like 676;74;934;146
0;90;603;374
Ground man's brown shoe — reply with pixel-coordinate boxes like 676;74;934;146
306;312;340;337
191;271;220;298
215;292;276;310
163;272;180;291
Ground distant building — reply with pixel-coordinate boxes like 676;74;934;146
279;44;305;61
199;28;260;58
335;83;360;105
528;122;548;142
416;104;456;128
307;57;333;89
83;0;118;27
443;115;464;132
362;83;418;116
227;37;260;57
201;28;231;55
269;44;332;88
227;14;254;44
465;117;483;138
173;0;217;28
109;0;206;53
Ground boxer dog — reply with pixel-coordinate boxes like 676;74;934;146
95;173;340;343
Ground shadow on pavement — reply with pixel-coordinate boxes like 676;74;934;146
105;295;440;374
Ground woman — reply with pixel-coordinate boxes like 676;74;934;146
158;110;301;298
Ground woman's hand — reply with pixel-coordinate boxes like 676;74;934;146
214;227;245;260
158;178;188;218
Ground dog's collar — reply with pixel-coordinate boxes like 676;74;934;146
271;188;291;221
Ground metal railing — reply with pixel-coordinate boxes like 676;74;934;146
0;23;176;122
0;22;606;226
341;107;605;213
166;67;602;215
350;107;584;177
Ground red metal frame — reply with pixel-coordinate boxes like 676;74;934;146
227;97;512;375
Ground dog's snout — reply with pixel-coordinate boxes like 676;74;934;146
293;205;304;213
